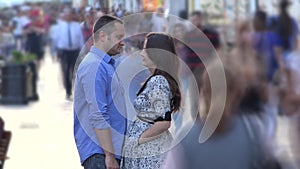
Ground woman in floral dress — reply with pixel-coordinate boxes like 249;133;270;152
122;33;181;169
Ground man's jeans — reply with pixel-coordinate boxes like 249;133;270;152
83;154;121;169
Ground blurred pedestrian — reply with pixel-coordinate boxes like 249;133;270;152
268;0;299;71
184;10;220;118
48;15;59;62
252;11;282;142
151;7;167;32
282;50;300;167
227;20;280;152
81;10;95;43
116;3;125;18
164;64;281;169
80;9;96;54
172;23;189;132
122;32;181;169
227;21;266;95
23;9;45;70
0;24;15;61
56;8;84;99
73;15;126;169
10;8;27;51
253;10;281;82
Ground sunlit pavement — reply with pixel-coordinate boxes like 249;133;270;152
0;47;299;169
0;48;81;169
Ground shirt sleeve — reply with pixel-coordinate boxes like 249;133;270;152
82;63;111;129
147;75;171;119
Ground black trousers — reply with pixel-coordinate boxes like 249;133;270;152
58;49;79;96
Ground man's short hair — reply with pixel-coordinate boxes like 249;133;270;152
93;15;123;41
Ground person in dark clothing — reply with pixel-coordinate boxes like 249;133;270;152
184;11;220;117
267;0;299;71
23;10;45;69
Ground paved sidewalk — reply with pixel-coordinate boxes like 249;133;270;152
0;52;81;169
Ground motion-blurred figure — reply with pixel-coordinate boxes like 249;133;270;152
164;64;281;169
56;8;84;99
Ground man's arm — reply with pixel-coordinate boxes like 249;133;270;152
82;63;119;169
94;129;119;169
94;129;115;156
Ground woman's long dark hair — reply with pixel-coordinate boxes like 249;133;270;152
137;33;181;112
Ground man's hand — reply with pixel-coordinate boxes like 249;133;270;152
105;155;119;169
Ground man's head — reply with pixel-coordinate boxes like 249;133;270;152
93;15;124;56
189;11;203;29
63;8;73;22
84;12;95;26
156;7;164;17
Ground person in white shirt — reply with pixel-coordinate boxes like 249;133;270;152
11;7;30;51
55;8;84;99
151;7;168;32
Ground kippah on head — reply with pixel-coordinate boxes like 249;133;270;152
93;15;123;34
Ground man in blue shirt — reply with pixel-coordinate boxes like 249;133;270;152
73;15;126;169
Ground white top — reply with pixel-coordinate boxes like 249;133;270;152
11;15;30;36
55;20;84;50
49;23;59;40
151;14;167;32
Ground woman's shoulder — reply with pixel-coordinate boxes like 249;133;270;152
146;74;170;90
148;75;169;85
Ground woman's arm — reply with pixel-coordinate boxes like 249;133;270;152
138;120;171;144
138;75;173;144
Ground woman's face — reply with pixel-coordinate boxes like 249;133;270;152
141;39;156;68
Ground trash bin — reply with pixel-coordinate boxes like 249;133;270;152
0;64;28;105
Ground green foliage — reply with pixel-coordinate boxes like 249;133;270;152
11;50;37;64
24;53;37;62
11;50;24;64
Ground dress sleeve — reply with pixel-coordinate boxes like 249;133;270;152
146;75;172;119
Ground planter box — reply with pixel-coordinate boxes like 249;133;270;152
0;64;28;105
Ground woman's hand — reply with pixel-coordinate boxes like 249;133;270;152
138;121;171;144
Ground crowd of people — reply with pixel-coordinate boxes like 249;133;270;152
1;0;300;168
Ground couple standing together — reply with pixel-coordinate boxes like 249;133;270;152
73;15;182;169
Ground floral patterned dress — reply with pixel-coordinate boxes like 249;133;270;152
122;75;173;169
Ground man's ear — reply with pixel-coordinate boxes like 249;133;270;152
99;30;107;42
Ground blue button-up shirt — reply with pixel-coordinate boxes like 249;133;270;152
74;46;127;165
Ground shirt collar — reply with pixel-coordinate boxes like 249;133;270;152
90;46;115;65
